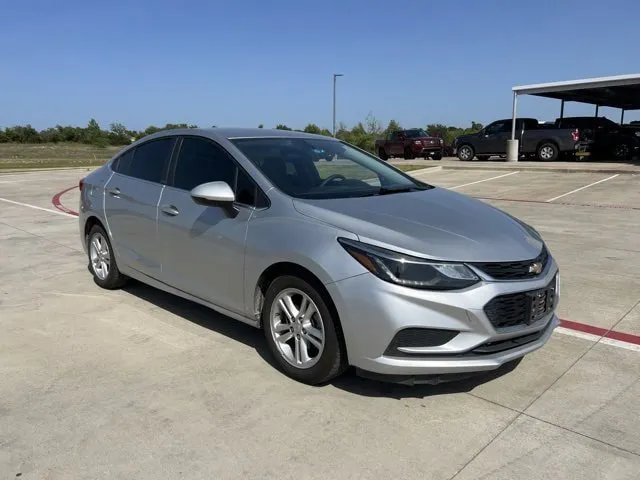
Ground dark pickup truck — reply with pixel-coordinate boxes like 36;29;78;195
453;118;581;161
555;116;640;160
375;129;444;160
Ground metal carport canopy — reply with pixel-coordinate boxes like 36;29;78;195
512;73;640;110
506;74;640;161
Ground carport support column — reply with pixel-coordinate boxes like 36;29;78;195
507;91;519;162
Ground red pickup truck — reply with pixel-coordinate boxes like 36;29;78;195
375;129;444;160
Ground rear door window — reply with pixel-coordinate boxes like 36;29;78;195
127;137;175;184
112;149;134;175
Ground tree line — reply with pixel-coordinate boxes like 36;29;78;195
0;115;483;153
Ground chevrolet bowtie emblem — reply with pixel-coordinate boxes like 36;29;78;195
528;262;543;274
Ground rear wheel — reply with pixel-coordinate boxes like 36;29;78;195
87;224;127;289
477;155;491;161
432;151;443;160
537;142;558;161
457;145;474;161
262;275;348;385
613;143;630;160
378;148;388;161
404;147;415;160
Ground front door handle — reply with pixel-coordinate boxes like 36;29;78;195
161;205;179;216
107;187;120;197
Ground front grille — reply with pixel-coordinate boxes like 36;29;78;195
484;275;557;329
471;246;549;280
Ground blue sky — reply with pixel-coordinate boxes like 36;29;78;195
1;0;639;131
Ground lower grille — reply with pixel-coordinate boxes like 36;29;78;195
484;275;557;329
384;328;459;357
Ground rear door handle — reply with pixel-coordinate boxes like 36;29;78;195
107;187;120;197
161;205;179;216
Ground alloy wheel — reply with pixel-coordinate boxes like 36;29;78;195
540;145;555;160
269;288;325;369
459;146;472;160
89;232;110;280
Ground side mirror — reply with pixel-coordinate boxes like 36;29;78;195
190;181;235;204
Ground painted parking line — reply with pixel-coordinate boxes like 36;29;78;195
449;171;520;189
557;319;640;352
546;174;619;202
0;196;76;218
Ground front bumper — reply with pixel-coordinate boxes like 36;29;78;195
326;258;560;380
417;146;443;155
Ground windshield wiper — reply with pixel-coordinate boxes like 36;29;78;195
377;186;421;195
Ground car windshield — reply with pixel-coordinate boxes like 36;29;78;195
404;129;429;138
230;137;432;199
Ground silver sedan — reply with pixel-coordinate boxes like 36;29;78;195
79;128;559;385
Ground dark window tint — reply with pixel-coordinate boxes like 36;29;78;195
172;136;265;207
127;137;174;183
173;137;236;191
486;121;510;135
235;168;257;206
113;149;134;175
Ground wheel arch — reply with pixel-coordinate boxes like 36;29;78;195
83;215;106;247
253;261;349;362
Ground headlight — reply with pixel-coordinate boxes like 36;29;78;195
414;140;422;145
338;238;479;290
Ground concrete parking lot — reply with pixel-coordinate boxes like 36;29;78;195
1;166;639;479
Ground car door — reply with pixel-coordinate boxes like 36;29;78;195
157;135;263;314
104;136;176;278
390;131;406;156
478;121;511;153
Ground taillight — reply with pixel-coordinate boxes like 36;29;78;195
571;129;580;141
79;178;85;191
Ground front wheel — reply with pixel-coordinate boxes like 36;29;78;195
262;276;348;385
457;145;474;161
378;148;388;161
537;142;558;161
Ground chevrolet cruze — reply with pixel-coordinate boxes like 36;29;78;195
79;128;560;385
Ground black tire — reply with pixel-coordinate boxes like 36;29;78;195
537;142;558;161
432;151;442;160
476;155;491;161
613;143;630;160
457;144;474;161
262;275;348;385
378;148;388;161
403;147;415;160
86;224;127;289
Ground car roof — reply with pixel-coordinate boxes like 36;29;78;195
140;127;338;142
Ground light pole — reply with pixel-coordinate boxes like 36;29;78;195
332;73;343;137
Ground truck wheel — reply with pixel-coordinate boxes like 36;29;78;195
432;152;442;160
537;142;558;161
457;145;474;161
613;143;630;160
378;148;388;161
404;147;415;160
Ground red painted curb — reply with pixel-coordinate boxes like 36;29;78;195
52;186;79;216
560;319;640;346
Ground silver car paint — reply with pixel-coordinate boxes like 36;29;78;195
79;127;559;378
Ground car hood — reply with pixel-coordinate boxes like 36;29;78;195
292;188;544;262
